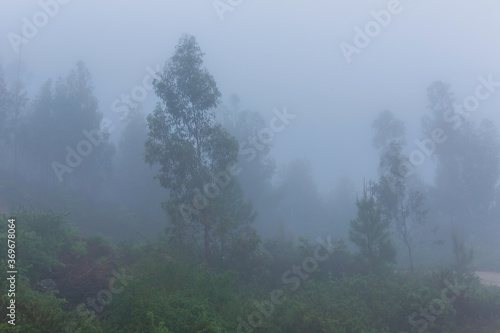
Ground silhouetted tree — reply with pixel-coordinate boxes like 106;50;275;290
25;62;114;193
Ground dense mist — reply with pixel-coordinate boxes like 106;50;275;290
1;1;500;332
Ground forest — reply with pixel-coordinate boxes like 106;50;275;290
0;33;500;332
2;2;500;332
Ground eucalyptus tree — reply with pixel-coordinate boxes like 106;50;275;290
145;34;257;265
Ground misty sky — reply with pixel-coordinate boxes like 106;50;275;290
1;0;499;193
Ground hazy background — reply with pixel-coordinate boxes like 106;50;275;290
1;0;498;194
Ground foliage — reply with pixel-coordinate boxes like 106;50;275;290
103;250;242;332
252;271;456;332
0;273;101;332
71;240;88;259
349;184;396;268
1;206;499;332
0;207;77;282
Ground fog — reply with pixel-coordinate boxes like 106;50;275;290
2;1;498;191
1;1;500;331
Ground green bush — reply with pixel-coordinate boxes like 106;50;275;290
0;274;101;332
103;251;243;332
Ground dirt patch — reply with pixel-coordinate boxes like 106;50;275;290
475;271;500;286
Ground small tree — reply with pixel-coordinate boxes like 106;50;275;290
349;183;396;269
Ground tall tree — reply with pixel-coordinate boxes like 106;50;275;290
371;111;427;272
422;82;500;230
145;34;257;264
